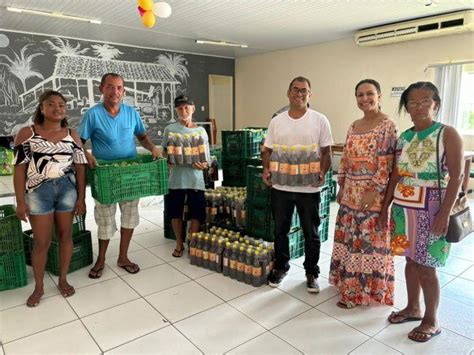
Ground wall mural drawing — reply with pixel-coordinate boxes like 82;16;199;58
0;31;234;144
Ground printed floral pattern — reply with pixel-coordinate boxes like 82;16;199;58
330;119;397;307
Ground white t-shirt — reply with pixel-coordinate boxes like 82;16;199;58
264;109;333;193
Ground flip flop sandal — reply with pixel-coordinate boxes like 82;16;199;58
336;301;354;309
58;285;75;298
408;328;442;342
118;263;140;274
26;292;43;308
172;248;184;258
88;266;104;279
388;311;423;324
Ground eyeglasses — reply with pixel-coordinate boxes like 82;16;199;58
290;87;311;96
406;99;433;109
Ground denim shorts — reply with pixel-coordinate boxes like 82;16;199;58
26;174;78;215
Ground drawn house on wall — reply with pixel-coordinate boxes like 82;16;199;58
18;54;180;126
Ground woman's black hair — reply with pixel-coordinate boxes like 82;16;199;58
354;79;381;95
398;81;441;114
33;90;68;127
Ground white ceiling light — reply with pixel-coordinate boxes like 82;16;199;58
195;39;248;48
6;6;102;24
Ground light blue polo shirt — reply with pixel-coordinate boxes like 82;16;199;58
78;103;145;160
162;122;210;191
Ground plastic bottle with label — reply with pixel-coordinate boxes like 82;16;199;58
229;243;238;279
198;132;207;162
183;134;193;165
174;134;184;165
289;146;299;186
299;145;310;185
195;234;203;267
269;144;280;185
191;133;200;164
252;250;263;287
215;238;224;273
278;145;289;185
202;235;210;269
244;248;254;285
223;241;231;276
309;143;320;185
189;232;198;265
236;245;246;282
208;236;217;271
167;132;176;164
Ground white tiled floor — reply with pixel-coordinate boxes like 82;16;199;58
1;193;473;354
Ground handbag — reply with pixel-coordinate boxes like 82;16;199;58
436;125;473;243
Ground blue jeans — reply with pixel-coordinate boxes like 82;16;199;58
271;188;321;277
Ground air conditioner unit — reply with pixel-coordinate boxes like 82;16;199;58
355;10;474;46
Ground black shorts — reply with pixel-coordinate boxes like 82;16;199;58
165;189;206;223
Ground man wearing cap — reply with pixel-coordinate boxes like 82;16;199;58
78;73;160;278
162;95;210;257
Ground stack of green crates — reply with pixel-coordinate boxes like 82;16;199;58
246;165;332;246
0;205;27;291
289;217;330;259
222;128;266;187
209;145;222;167
23;215;93;276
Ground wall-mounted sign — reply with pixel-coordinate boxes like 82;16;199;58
391;86;405;97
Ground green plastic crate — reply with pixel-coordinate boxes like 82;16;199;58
23;230;93;276
222;128;267;160
209;145;222;167
246;165;271;207
0;205;23;253
0;251;28;290
222;156;261;187
319;186;331;218
246;203;300;241
289;217;330;259
51;214;86;240
87;155;168;204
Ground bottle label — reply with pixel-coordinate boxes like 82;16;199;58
199;144;206;153
174;146;182;155
300;163;309;175
203;251;209;260
226;206;231;214
237;262;244;272
290;164;299;175
211;207;217;215
196;249;202;257
215;255;220;263
190;247;196;256
240;210;246;219
252;266;262;277
270;161;279;172
223;257;229;266
167;145;175;154
184;147;192;155
310;161;320;173
244;265;252;275
279;163;289;174
209;252;216;262
191;147;199;155
230;260;237;269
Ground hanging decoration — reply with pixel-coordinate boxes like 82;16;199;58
137;1;172;28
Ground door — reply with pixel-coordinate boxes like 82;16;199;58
209;75;233;145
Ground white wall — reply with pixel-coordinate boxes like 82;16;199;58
235;33;474;147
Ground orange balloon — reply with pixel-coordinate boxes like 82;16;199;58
138;0;153;11
142;11;156;28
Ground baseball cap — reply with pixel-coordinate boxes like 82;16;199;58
174;95;194;107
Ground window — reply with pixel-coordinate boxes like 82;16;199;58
457;65;474;134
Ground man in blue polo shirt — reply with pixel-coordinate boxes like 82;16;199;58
78;73;159;278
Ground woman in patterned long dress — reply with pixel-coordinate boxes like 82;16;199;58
13;90;88;307
329;79;397;308
380;82;464;342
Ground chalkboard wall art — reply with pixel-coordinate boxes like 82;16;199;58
0;31;235;143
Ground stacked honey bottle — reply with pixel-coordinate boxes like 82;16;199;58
167;132;208;165
204;187;246;227
269;144;321;186
188;227;274;287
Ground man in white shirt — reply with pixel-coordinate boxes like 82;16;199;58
263;76;333;293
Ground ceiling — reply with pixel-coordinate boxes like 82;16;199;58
0;0;473;58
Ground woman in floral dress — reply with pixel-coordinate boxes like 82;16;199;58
380;82;464;342
329;79;397;308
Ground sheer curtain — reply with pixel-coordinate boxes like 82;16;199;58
434;64;463;126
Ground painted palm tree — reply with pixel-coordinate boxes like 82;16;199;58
91;44;123;60
156;53;189;84
0;44;44;93
43;37;89;56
